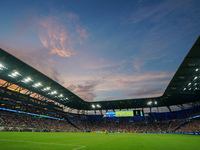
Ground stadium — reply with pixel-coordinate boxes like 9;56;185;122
1;0;200;149
0;35;200;149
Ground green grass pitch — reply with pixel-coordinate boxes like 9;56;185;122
0;132;199;150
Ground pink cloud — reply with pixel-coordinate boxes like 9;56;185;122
102;89;163;101
68;13;79;20
124;88;163;98
38;17;74;57
109;72;173;90
37;13;90;57
132;51;173;72
133;57;145;72
61;69;173;101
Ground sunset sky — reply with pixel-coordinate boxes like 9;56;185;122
0;0;200;102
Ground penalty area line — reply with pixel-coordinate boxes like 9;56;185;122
0;139;86;150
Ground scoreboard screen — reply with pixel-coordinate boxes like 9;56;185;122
106;110;143;117
106;111;115;117
115;110;133;117
133;110;143;116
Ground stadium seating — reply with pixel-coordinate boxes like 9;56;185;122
0;106;199;133
0;110;80;132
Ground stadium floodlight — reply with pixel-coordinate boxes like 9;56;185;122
0;63;3;69
50;91;57;95
147;101;152;105
183;88;186;91
96;104;101;108
33;82;42;88
8;71;21;78
22;77;32;83
0;63;7;70
196;68;198;71
92;104;95;108
65;97;69;100
189;88;191;91
154;101;157;105
58;94;63;98
43;87;51;91
194;87;198;90
188;83;191;86
193;76;198;80
194;83;197;86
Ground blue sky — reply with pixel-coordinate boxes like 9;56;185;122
0;0;200;101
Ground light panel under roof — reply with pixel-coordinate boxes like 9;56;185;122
33;82;42;88
22;77;32;83
8;71;21;78
0;63;7;70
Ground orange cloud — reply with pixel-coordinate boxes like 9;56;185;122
37;13;89;57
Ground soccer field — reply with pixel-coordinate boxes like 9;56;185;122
0;132;199;150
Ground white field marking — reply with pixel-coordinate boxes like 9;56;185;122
72;146;86;150
0;139;86;150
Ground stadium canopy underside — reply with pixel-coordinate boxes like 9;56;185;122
0;35;200;111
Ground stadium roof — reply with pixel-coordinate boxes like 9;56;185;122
0;35;200;110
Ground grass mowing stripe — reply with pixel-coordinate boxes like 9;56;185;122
0;139;86;150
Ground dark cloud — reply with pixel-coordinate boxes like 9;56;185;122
48;65;65;85
67;84;76;92
67;80;101;101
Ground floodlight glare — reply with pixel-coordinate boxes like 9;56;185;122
194;83;197;86
42;87;51;91
147;101;152;105
183;88;186;91
0;64;3;68
59;94;63;97
194;76;198;80
8;71;21;78
50;91;57;95
96;104;101;108
43;87;51;91
0;63;7;70
22;77;32;83
92;104;95;108
33;82;42;87
194;87;198;90
196;68;198;71
188;83;191;86
154;101;157;105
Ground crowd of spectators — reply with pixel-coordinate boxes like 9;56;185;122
67;108;200;133
69;117;200;133
0;111;80;132
176;118;200;132
0;107;200;133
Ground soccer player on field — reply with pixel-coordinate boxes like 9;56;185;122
105;130;109;135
